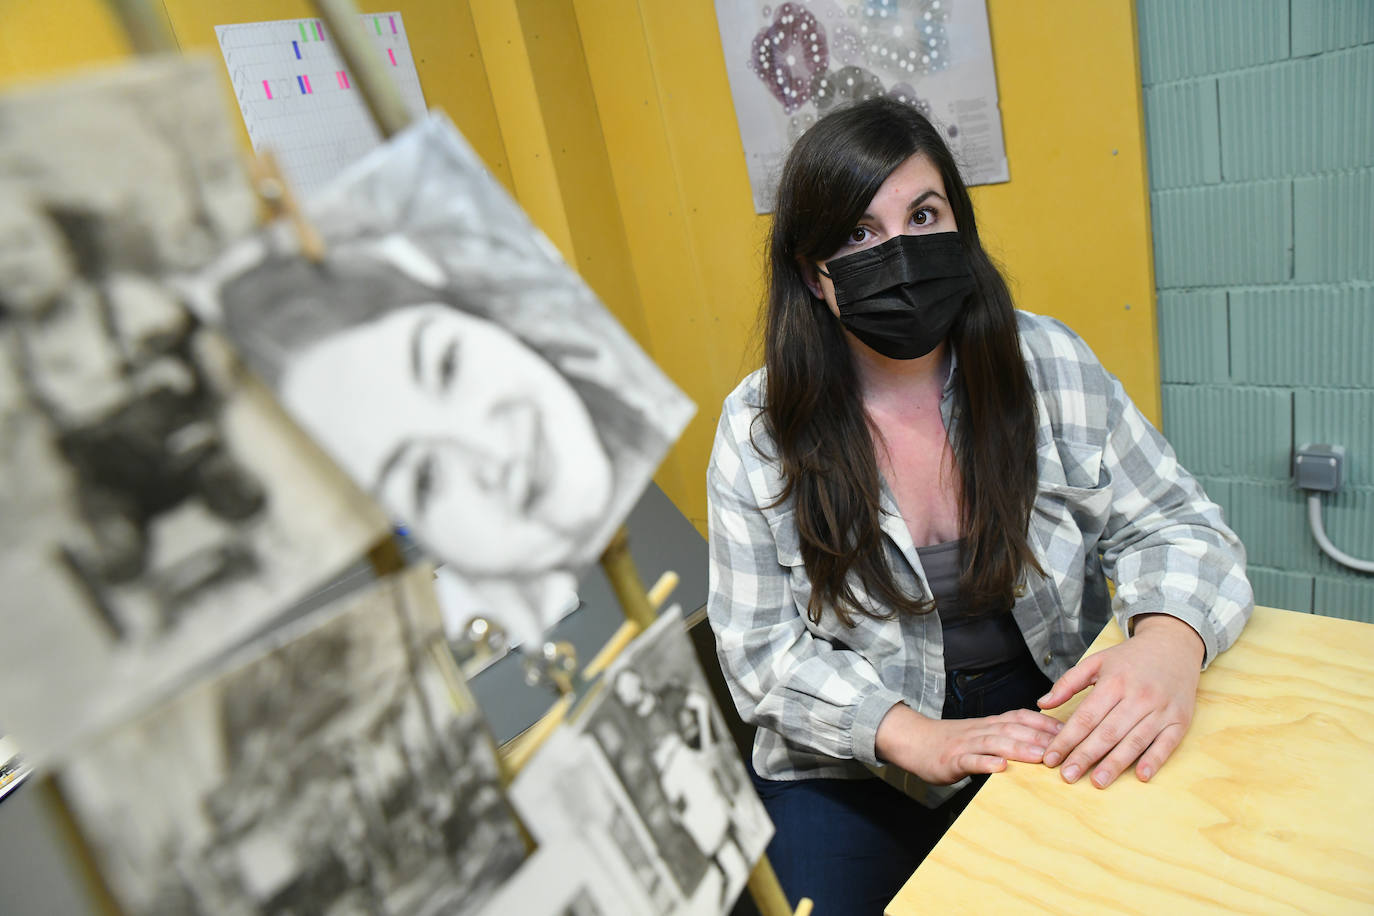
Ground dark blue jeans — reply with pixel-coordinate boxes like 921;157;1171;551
752;651;1052;915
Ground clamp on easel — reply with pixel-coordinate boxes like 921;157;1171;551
249;151;326;263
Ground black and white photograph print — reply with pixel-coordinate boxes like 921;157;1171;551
580;607;773;915
180;112;695;652
0;55;389;760
476;833;645;916
512;730;676;915
59;564;528;916
513;610;773;916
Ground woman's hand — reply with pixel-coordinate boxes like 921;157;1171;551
875;702;1064;786
1037;614;1205;788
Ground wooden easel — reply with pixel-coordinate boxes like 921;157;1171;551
305;5;812;911
85;1;813;913
311;6;813;910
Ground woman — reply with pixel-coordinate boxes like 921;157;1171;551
706;97;1252;911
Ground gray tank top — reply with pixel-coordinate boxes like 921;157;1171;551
915;539;1027;671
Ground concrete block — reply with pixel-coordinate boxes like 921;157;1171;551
1247;566;1315;612
1292;0;1374;55
1294;170;1374;281
1220;46;1374;180
1161;385;1291;478
1158;290;1229;383
1231;286;1374;387
1138;0;1289;83
1144;79;1221;188
1228;480;1324;573
1314;576;1374;622
1152;181;1291;287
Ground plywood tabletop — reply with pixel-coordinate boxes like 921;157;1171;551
887;606;1374;915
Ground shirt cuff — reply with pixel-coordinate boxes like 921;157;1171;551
850;687;907;768
1123;604;1217;669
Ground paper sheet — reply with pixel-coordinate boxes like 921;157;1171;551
715;0;1009;211
215;12;427;198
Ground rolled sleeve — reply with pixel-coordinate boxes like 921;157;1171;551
1096;367;1254;668
706;401;897;768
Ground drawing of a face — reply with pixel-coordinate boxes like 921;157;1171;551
280;304;614;575
0;202;74;316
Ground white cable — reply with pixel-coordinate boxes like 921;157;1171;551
1307;493;1374;573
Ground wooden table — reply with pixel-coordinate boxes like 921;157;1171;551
887;606;1374;915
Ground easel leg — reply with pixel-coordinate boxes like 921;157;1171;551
749;853;813;916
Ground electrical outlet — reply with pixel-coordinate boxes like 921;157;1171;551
1293;443;1345;492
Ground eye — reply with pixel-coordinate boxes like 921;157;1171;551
912;206;938;227
847;226;872;245
437;338;461;391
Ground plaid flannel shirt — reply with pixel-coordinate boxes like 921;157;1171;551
707;311;1253;782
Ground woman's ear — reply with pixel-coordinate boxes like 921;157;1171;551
796;256;825;300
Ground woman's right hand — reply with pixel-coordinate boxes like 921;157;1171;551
874;702;1064;785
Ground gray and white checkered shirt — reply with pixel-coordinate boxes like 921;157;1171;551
706;311;1253;782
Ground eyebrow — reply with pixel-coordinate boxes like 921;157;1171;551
860;189;947;221
409;314;438;383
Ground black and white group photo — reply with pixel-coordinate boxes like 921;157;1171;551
59;565;528;916
512;610;772;915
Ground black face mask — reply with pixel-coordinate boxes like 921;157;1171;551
818;232;975;360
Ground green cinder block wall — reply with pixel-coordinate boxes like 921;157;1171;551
1139;0;1374;621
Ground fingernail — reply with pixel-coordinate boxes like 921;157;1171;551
1044;751;1061;767
1092;770;1109;788
1140;766;1153;782
1028;746;1044;760
1037;693;1051;705
1061;764;1079;782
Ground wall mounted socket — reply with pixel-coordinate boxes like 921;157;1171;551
1293;443;1345;492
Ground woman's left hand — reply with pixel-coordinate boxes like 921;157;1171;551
1036;614;1205;788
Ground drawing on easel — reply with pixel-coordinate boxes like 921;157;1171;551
513;609;773;915
59;564;528;916
216;12;427;197
181;113;695;656
0;55;389;760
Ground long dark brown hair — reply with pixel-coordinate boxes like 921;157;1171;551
760;96;1041;626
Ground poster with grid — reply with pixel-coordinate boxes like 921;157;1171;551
215;12;427;197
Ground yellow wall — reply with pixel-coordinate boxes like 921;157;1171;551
0;0;132;85
0;0;1159;537
973;0;1160;421
558;0;1162;531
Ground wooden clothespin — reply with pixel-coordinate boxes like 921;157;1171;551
250;150;326;263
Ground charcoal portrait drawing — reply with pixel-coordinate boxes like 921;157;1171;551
185;114;694;652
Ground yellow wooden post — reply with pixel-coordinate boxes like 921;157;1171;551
311;0;411;139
